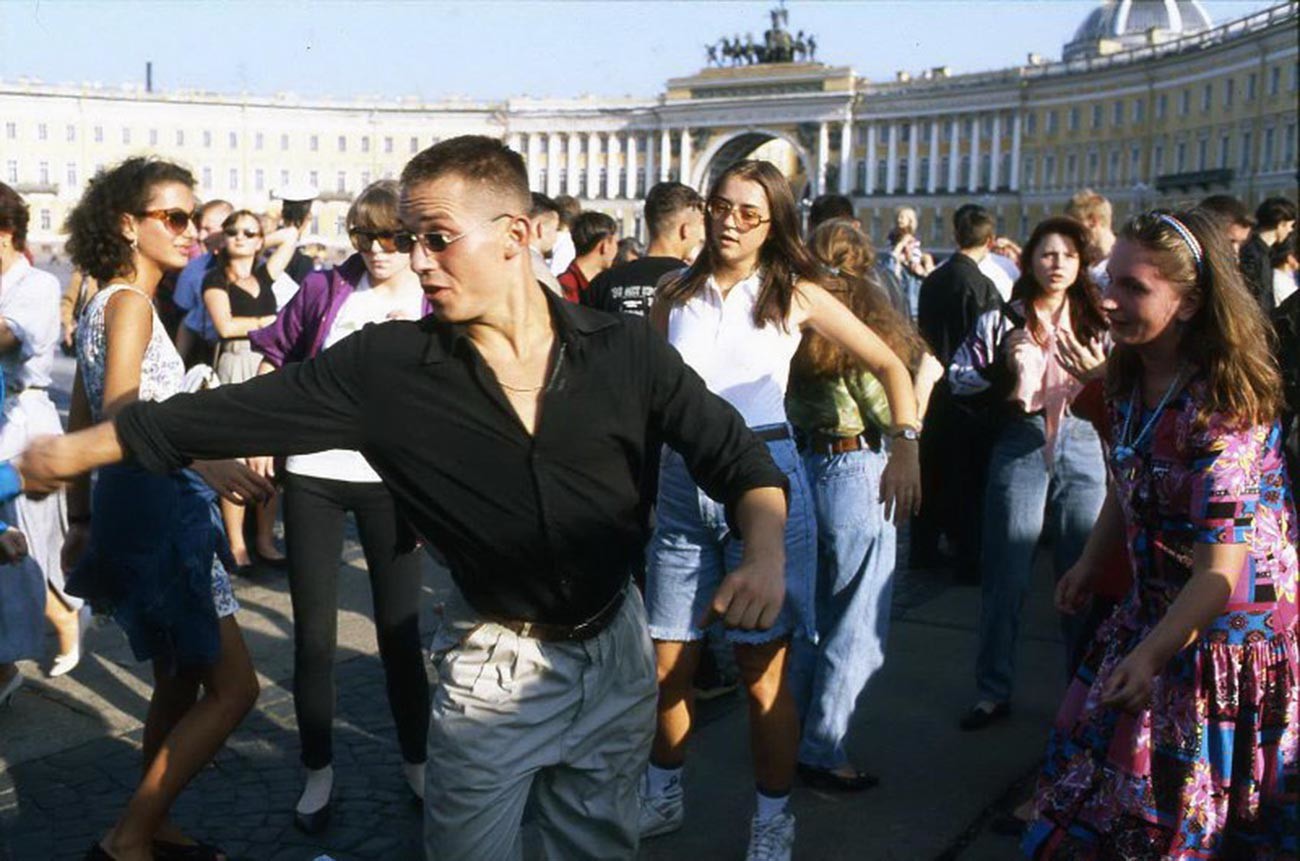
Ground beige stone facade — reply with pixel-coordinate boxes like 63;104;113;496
2;2;1295;256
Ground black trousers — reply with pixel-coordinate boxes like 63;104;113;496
282;472;430;769
914;386;993;582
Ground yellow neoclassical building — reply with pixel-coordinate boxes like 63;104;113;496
2;1;1295;257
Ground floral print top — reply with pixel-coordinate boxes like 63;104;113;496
1109;377;1298;645
77;284;185;423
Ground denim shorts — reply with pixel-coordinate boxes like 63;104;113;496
645;429;816;645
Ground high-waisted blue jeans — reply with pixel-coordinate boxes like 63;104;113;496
975;413;1106;703
789;446;896;769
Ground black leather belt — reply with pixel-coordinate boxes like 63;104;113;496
491;587;627;642
753;425;792;443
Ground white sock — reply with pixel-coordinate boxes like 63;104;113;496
403;761;425;801
755;788;789;822
296;765;334;815
644;763;682;798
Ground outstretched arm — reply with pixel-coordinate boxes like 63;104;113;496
20;330;372;494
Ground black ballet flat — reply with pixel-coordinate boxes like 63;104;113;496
294;800;332;835
797;762;880;792
153;838;228;861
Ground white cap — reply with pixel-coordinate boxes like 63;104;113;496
272;183;319;203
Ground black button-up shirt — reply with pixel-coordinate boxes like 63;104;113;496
116;289;787;625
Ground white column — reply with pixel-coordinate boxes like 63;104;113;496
659;129;672;182
885;121;899;194
545;133;561;197
968;114;980;191
815;122;829;196
586;132;602;199
607;133;621;199
644;133;657;192
566;133;581;196
1009;111;1022;191
679;127;693;187
838;120;852;195
927;119;939;193
989;113;1002;190
865;123;877;195
625;133;638;199
508;132;523;154
526;133;542;190
907;120;920;193
947;119;960;191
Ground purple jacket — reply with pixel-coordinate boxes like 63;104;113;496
250;253;431;367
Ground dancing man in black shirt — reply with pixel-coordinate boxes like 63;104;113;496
18;136;790;861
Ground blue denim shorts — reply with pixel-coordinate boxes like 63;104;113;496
645;429;816;645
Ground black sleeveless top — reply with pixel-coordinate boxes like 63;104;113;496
203;264;277;319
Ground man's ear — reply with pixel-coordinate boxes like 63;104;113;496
503;215;530;258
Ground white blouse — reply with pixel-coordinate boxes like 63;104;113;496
667;269;802;429
0;257;60;390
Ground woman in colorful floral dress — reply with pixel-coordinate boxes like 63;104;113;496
1025;208;1298;859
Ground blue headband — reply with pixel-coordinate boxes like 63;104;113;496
1156;214;1204;274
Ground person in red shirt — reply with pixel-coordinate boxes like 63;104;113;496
557;211;618;302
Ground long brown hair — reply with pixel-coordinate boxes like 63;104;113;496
1107;208;1283;429
1010;216;1107;345
793;219;926;379
657;160;822;329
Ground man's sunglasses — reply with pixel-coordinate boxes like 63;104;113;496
138;208;195;235
349;230;401;254
393;214;513;254
223;227;262;239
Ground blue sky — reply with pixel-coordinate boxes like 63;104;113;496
0;1;1275;101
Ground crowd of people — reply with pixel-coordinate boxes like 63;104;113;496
0;132;1295;861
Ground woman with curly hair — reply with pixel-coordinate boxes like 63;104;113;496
948;216;1111;731
785;218;943;791
1026;209;1298;858
63;157;271;861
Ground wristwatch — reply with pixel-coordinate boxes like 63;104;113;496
887;426;922;442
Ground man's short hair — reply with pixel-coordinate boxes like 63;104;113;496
643;182;703;240
953;204;995;250
529;192;560;220
1255;196;1298;231
1199;194;1255;229
197;198;233;222
553;195;582;229
1064;189;1112;227
809;194;855;230
400;135;530;212
571;211;618;256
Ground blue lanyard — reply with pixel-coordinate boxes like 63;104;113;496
1114;372;1184;464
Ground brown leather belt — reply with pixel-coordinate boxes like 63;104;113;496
805;426;883;456
490;587;627;642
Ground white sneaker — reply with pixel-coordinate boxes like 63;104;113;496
745;811;795;861
637;780;684;839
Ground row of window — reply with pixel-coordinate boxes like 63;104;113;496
1;121;430;155
1024;63;1296;138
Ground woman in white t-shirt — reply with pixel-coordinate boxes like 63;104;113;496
640;160;922;860
248;181;430;833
